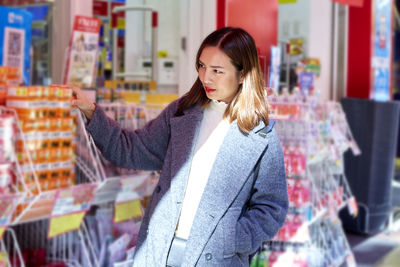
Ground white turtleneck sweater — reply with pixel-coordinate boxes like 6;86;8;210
175;100;230;239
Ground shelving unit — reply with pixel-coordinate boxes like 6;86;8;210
0;94;164;266
250;93;359;267
0;87;362;266
0;85;110;266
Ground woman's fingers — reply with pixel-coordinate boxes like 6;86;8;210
49;84;95;119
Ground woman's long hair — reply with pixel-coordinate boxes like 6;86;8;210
177;27;268;133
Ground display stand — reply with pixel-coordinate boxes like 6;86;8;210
0;86;107;266
9;109;106;225
0;86;362;266
250;92;360;267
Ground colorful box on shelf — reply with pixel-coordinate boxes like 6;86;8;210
104;80;157;91
4;86;76;199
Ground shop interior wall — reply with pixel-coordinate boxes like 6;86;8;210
308;0;333;101
278;0;310;54
225;0;278;83
124;0;216;96
279;0;333;100
124;0;180;83
178;0;216;96
124;0;145;80
51;0;216;94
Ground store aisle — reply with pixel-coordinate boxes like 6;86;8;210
346;178;400;267
346;231;400;266
376;246;400;267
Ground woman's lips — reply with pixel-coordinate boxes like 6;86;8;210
204;86;216;93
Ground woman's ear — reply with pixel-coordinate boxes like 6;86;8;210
239;71;244;84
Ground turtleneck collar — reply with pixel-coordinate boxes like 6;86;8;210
208;99;228;113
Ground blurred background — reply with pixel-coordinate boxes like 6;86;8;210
0;0;399;266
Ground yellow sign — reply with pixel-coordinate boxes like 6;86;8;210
0;227;5;240
48;212;86;238
145;94;178;105
114;200;143;223
117;18;125;30
158;50;168;58
124;91;141;103
279;0;297;3
288;38;304;56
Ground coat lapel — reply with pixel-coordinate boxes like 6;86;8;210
169;105;203;223
183;121;269;266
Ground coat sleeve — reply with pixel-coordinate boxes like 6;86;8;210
235;128;288;254
86;100;179;170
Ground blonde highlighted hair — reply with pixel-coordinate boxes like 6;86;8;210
177;27;268;133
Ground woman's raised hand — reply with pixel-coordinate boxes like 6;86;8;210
52;84;96;119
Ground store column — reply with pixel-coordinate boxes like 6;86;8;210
51;0;93;84
218;0;278;80
340;0;400;235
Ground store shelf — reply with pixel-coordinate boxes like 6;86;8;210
253;94;359;267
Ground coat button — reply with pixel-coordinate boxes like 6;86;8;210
205;253;212;261
155;185;161;193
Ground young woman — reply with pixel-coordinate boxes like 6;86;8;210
67;27;288;267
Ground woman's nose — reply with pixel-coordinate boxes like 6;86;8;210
203;69;213;84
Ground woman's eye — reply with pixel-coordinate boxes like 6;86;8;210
214;69;223;74
199;63;205;68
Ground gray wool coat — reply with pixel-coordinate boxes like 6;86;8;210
86;98;288;267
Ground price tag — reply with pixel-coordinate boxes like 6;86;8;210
115;175;148;203
113;174;149;223
51;184;97;217
0;227;5;240
48;212;86;238
48;184;97;238
347;196;358;217
114;199;143;223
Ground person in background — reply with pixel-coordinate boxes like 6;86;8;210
64;27;288;267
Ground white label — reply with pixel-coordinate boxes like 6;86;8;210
347;197;358;216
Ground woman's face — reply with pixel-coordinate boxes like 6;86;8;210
198;46;241;104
